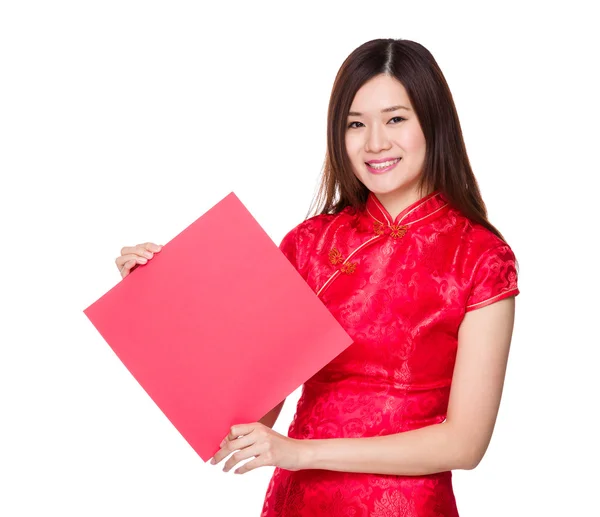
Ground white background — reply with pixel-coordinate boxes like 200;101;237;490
1;1;598;515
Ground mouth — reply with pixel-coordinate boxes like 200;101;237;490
365;157;401;173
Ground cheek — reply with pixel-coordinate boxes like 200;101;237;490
345;133;362;157
401;125;427;153
345;136;362;176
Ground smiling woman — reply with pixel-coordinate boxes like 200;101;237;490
256;38;520;517
205;38;520;517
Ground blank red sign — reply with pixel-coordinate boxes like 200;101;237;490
83;192;353;461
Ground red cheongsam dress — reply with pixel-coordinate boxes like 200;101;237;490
260;189;520;517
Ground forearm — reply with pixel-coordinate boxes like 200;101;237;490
299;422;473;476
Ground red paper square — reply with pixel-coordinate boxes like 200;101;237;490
83;192;353;461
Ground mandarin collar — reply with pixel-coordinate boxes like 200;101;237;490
364;190;448;228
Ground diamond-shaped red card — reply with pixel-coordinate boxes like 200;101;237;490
83;192;353;461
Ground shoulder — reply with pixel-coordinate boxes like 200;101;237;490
449;207;516;259
444;209;520;311
280;209;349;249
279;210;347;271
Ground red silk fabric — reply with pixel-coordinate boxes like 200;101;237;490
261;190;520;516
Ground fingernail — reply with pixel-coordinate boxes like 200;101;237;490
210;458;216;465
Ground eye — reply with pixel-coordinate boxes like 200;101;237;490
347;117;406;129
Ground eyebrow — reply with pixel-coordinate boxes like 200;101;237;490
348;105;411;116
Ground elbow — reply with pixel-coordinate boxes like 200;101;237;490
460;444;485;470
452;431;485;470
462;453;482;471
444;421;488;470
445;422;483;470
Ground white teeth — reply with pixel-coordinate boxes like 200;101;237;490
368;158;400;169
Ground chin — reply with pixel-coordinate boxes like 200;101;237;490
358;177;410;196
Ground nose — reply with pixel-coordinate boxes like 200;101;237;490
365;123;392;153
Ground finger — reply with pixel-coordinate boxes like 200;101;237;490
212;432;255;465
234;455;269;475
119;245;139;256
224;442;267;473
119;243;162;259
134;245;155;260
226;423;257;441
120;257;148;277
116;253;148;270
132;242;164;260
115;247;154;270
140;242;163;253
116;252;149;266
119;259;139;278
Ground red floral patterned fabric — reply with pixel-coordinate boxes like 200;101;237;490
260;190;519;516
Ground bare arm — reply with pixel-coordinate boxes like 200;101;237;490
298;297;516;474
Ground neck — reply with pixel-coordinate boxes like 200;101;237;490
375;186;433;221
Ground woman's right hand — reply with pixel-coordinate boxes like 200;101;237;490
116;242;163;279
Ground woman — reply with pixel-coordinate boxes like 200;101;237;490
116;38;520;516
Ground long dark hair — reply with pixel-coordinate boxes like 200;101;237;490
308;38;507;243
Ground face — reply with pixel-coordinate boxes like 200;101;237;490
345;74;428;211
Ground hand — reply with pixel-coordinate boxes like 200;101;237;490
115;242;163;279
210;422;306;475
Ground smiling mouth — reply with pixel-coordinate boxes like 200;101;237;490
365;158;402;172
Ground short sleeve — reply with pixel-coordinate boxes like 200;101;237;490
465;244;520;312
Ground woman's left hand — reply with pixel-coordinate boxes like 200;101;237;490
210;422;307;474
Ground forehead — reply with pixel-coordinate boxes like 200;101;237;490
350;74;411;111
